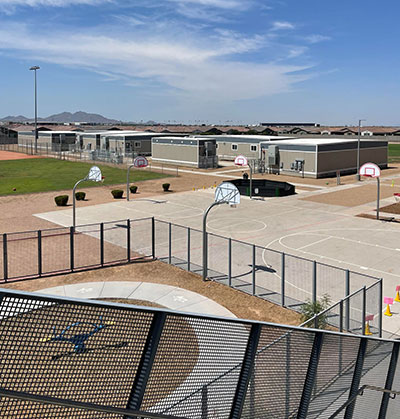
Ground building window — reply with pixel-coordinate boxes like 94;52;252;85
135;141;141;148
231;144;238;150
250;144;258;152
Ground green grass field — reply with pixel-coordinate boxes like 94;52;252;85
389;144;400;163
0;158;167;195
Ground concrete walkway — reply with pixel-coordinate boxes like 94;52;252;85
36;281;236;318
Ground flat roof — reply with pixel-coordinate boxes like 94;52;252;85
213;135;294;142
262;138;387;146
38;131;78;135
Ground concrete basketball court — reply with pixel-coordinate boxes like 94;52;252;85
35;182;400;335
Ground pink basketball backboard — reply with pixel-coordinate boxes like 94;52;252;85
133;156;148;168
359;162;381;178
384;297;394;305
365;314;374;322
234;155;248;167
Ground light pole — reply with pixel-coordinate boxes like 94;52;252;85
29;66;40;154
356;119;366;181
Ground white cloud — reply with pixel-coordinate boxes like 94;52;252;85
304;34;331;44
169;0;246;10
0;22;312;101
287;46;307;58
0;0;106;6
271;21;295;31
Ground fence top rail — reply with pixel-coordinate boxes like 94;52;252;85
0;287;395;343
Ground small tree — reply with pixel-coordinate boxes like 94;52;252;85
300;294;331;329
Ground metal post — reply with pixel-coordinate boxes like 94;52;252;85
281;252;285;307
346;270;350;331
151;218;155;259
126;312;166;417
202;201;223;280
362;286;366;335
356;120;362;181
168;223;172;264
297;332;324;419
378;342;400;419
339;300;344;333
229;324;261;419
379;278;383;338
252;244;256;295
70;227;74;272
228;238;232;287
285;333;291;418
377;177;380;220
127;164;134;201
344;338;368;419
201;386;208;419
127;219;131;262
249;164;253;199
100;223;104;266
72;178;85;229
312;260;317;304
187;227;191;272
3;233;8;281
38;230;42;277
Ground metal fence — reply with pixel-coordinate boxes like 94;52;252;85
0;217;383;338
0;288;398;418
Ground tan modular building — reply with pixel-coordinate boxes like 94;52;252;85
99;131;176;156
209;135;294;161
77;131;111;150
152;137;218;168
259;138;388;178
18;130;78;151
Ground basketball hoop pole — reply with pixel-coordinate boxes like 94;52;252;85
72;177;88;230
377;176;380;220
202;201;225;280
127;164;134;201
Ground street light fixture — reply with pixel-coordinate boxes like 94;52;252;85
356;118;366;181
29;66;40;154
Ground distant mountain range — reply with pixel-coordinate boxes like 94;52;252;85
0;111;121;124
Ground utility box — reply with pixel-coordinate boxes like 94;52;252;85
268;145;279;165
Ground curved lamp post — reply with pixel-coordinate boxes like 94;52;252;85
73;166;103;229
202;182;240;280
29;66;40;154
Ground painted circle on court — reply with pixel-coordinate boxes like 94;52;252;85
207;217;266;233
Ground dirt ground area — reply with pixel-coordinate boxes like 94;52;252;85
379;202;400;214
1;259;301;326
0;150;43;160
301;183;400;207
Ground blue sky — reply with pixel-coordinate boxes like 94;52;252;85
0;0;399;124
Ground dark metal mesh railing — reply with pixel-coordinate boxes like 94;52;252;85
0;289;397;418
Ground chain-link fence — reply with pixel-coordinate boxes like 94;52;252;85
0;216;383;337
1;289;398;418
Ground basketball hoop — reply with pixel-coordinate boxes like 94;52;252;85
359;162;381;220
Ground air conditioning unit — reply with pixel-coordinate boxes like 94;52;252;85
268;145;279;165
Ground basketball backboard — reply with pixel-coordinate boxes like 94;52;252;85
215;182;240;206
359;162;381;178
133;156;148;168
87;166;102;182
234;155;248;167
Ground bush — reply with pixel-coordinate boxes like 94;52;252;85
129;185;138;194
300;294;331;329
75;191;86;201
54;195;69;206
162;183;170;192
111;189;124;199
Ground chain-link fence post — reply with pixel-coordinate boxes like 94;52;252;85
70;227;74;272
228;238;232;287
168;223;172;264
127;219;131;262
201;385;208;419
151;217;155;259
37;230;42;277
313;260;317;304
346;270;350;331
187;227;191;272
3;233;7;282
379;278;383;338
100;223;104;266
281;252;285;307
252;245;256;295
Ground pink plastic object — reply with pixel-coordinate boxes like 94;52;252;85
384;297;394;305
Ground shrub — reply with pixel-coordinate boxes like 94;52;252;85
75;191;86;201
129;185;138;194
54;195;69;206
162;183;170;192
300;294;331;329
111;189;124;199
